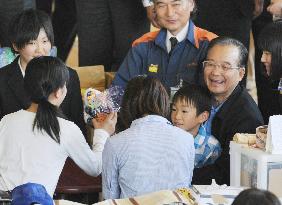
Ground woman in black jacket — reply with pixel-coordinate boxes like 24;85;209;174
0;9;87;138
258;21;282;118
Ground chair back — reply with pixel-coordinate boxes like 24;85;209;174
73;65;105;91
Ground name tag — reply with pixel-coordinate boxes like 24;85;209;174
148;64;158;73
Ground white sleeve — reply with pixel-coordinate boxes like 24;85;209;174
62;127;109;177
92;129;109;152
142;0;153;7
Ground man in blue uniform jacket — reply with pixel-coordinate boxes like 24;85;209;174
112;0;217;90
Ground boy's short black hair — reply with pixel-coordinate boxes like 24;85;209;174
8;9;54;50
172;84;212;116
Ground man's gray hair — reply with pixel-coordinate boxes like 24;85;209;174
207;37;248;68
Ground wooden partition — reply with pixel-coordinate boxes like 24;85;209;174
105;72;116;88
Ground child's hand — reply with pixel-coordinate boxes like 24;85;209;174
92;112;117;135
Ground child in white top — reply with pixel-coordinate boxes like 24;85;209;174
0;57;116;202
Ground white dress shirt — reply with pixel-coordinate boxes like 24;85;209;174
0;110;109;196
166;21;189;53
18;57;25;77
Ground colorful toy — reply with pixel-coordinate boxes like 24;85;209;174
84;86;124;125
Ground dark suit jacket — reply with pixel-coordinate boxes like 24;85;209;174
194;0;255;49
192;85;264;185
277;84;282;114
0;57;86;137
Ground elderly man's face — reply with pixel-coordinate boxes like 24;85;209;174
154;0;194;36
204;44;245;103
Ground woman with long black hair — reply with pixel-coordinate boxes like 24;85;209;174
258;21;282;119
0;56;116;204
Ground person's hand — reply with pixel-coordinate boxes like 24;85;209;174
146;5;160;28
92;112;117;136
267;1;282;16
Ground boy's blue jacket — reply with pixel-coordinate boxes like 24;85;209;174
112;20;217;89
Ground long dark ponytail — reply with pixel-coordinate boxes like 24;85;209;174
24;56;69;143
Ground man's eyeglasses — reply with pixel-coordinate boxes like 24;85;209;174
202;60;241;72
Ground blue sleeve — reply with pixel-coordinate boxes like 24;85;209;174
202;138;222;167
112;45;146;88
194;126;222;168
102;139;121;199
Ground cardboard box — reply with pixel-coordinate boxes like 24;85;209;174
230;141;282;197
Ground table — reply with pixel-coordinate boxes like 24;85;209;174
54;158;102;205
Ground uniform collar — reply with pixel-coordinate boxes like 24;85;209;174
166;21;189;52
155;20;197;51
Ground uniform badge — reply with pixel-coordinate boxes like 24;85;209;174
148;64;158;73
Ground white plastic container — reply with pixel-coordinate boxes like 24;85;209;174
230;141;282;197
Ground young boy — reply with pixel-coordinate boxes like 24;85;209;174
171;84;221;168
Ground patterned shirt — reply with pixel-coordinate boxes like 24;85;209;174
102;115;195;199
194;124;221;168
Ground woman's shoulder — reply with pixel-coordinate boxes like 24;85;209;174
4;109;31;118
0;110;33;126
58;116;80;130
170;126;194;141
58;117;85;137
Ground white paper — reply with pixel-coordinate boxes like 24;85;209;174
192;185;245;205
266;115;282;154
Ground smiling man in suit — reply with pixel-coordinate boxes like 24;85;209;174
192;37;264;185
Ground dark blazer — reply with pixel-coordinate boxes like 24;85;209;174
192;85;264;185
259;79;282;122
0;57;86;137
194;0;254;49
